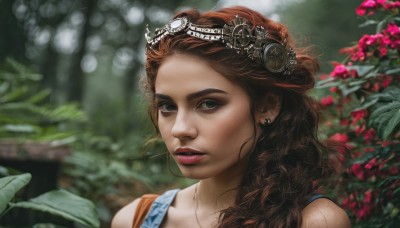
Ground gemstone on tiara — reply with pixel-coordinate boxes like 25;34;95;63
167;17;189;34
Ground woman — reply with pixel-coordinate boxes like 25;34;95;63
112;6;351;228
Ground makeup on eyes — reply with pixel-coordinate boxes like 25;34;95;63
155;89;229;114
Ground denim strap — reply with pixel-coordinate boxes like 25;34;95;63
140;189;180;228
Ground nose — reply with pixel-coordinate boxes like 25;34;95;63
171;111;197;139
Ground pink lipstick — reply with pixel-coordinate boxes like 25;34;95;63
174;147;205;165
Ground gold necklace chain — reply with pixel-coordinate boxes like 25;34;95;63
193;183;203;228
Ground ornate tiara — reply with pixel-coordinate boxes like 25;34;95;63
145;15;297;75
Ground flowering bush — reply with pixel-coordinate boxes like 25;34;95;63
316;0;399;227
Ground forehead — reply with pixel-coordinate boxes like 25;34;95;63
155;54;244;95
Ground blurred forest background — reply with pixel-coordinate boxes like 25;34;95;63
0;0;374;227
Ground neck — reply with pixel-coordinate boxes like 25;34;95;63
196;155;249;211
195;167;245;212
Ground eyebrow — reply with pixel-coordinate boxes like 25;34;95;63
155;88;228;101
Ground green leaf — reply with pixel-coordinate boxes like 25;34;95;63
385;68;400;75
383;109;400;139
339;84;361;97
4;58;42;81
0;173;31;214
349;79;366;86
378;176;400;188
11;189;100;227
33;224;62;228
0;86;29;103
26;89;51;104
356;98;379;110
376;20;387;33
358;19;378;28
347;65;375;76
315;78;340;89
0;124;40;133
370;94;398;103
370;102;400;120
0;82;10;96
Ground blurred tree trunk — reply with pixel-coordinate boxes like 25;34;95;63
41;47;59;103
0;1;26;63
38;4;69;104
67;0;97;102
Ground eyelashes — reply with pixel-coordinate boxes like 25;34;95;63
198;100;221;112
156;99;224;115
157;102;176;113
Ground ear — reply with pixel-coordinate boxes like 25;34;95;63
255;92;281;125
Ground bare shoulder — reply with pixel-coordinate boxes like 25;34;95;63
301;198;352;228
111;198;141;228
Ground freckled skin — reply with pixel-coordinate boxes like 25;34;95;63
155;53;260;181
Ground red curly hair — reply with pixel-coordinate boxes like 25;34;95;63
144;6;327;227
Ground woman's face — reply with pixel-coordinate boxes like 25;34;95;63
155;54;263;180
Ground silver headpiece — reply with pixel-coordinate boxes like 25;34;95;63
145;16;297;75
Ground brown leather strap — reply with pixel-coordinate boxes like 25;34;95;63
132;194;159;228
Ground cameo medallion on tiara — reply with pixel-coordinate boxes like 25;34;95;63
263;43;287;73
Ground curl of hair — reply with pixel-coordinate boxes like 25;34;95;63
145;6;327;228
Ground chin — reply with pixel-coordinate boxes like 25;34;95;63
179;167;212;180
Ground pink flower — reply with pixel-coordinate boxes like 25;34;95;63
356;0;378;16
364;128;376;143
363;190;373;204
330;133;349;143
389;166;399;175
356;204;373;221
381;34;392;45
387;1;400;9
364;147;375;153
355;0;398;16
329;86;339;93
356;7;367;16
372;82;381;92
351;109;368;123
319;74;329;80
351;163;365;180
378;140;391;147
343;195;358;213
355;124;366;135
366;34;380;45
340;118;350;126
386;23;400;36
362;0;378;8
381;76;392;88
352;50;366;61
365;157;377;169
331;63;350;79
390;39;400;49
320;95;334;106
350;69;359;78
379;46;387;56
340;46;357;55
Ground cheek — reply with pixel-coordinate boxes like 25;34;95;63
209;108;255;153
158;119;172;143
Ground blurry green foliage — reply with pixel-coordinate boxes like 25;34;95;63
279;0;375;72
0;173;100;227
1;0;381;226
0;58;85;142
